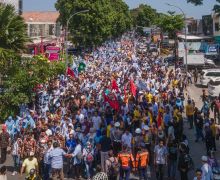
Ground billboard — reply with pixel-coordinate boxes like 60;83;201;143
46;46;60;61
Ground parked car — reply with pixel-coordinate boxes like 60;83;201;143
208;77;220;97
200;69;220;86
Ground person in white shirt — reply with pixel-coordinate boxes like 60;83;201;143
201;156;213;180
71;139;82;179
121;129;132;150
92;112;102;130
43;140;53;180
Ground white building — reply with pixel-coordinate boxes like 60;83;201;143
0;0;22;14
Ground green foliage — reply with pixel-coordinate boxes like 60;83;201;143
0;56;65;120
130;4;158;27
187;0;220;13
187;0;203;5
156;12;184;38
0;4;28;52
55;0;132;47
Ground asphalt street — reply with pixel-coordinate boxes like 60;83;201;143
2;82;220;180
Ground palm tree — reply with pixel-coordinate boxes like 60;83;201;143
0;3;28;52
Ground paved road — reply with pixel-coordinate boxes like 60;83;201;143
3;83;220;180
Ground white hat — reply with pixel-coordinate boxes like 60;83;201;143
135;128;142;134
143;125;149;131
30;151;35;156
114;122;120;127
201;156;208;162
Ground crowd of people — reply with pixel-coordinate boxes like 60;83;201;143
0;32;219;180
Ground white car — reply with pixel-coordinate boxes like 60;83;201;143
200;69;220;86
208;77;220;97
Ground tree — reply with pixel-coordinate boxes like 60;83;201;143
55;0;131;47
0;55;65;120
156;12;184;63
0;4;28;52
157;12;184;38
130;4;158;27
0;4;28;84
187;0;220;12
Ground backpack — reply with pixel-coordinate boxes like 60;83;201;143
107;157;119;176
184;154;194;171
86;150;94;163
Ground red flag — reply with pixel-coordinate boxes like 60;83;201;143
130;80;137;97
111;79;119;92
103;93;119;111
67;67;75;77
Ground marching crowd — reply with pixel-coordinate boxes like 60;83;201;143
0;32;219;180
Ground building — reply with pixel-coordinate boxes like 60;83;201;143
212;13;220;43
0;0;22;14
202;15;213;36
185;17;203;35
22;11;61;38
21;11;63;55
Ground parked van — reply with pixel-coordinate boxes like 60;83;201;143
200;69;220;86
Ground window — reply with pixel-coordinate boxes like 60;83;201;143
215;23;219;31
206;72;220;77
209;80;220;86
49;24;55;35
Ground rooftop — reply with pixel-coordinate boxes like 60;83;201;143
22;11;59;23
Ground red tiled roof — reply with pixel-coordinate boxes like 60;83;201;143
21;11;59;23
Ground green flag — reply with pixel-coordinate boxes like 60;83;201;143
78;62;86;73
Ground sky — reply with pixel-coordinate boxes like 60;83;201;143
23;0;216;19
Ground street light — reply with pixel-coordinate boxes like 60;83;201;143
65;9;89;67
166;3;188;72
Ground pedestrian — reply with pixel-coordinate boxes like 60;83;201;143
167;139;178;180
195;111;205;142
92;165;108;180
201;156;213;180
71;138;82;180
99;129;112;172
136;144;149;180
0;165;7;180
178;143;189;180
20;152;38;179
83;141;94;180
105;149;118;180
185;99;194;129
154;139;168;180
11;134;22;176
118;144;134;180
43;140;53;180
48;141;69;180
193;168;202;180
0;124;10;164
204;124;213;155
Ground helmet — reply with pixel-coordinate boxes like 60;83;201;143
114;122;120;127
135;128;141;134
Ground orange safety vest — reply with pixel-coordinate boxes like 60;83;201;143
118;152;134;168
136;150;149;168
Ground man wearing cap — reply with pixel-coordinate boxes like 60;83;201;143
21;152;38;179
110;122;122;155
201;156;212;180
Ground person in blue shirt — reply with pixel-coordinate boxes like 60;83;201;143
66;133;76;153
5;116;15;137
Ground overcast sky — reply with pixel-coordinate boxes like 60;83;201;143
23;0;216;19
